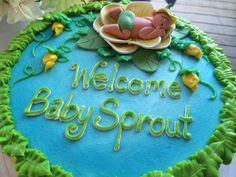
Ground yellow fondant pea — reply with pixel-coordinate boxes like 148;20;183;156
43;53;58;72
51;22;65;36
184;44;203;59
181;72;199;92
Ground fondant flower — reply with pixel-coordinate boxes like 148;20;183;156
181;72;199;91
43;53;58;72
42;45;70;72
184;44;203;59
0;0;41;24
52;22;65;36
93;2;176;54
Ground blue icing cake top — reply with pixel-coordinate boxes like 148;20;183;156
8;16;223;177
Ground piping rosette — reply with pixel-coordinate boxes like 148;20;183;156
93;2;176;54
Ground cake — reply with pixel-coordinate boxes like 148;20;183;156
0;1;236;177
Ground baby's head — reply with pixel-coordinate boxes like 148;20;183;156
152;12;172;30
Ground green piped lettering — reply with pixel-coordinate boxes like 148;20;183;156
45;98;64;120
93;97;119;131
71;60;107;89
24;87;51;116
149;117;165;136
114;110;137;151
168;81;181;99
114;75;128;93
92;72;108;90
128;78;144;95
59;93;79;122
145;80;165;97
65;106;94;140
136;113;152;132
165;118;182;138
179;105;192;139
108;63;119;92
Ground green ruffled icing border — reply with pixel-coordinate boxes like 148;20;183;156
0;1;236;177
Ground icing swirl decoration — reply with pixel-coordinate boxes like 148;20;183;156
93;2;176;54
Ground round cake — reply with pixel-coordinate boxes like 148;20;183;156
0;1;236;177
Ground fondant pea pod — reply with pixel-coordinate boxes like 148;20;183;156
52;22;65;36
181;72;199;91
184;44;203;59
43;53;58;72
179;68;217;100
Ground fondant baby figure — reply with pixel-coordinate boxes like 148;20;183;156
103;7;172;40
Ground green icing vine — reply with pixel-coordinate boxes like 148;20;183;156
11;44;71;87
0;1;236;177
156;49;182;72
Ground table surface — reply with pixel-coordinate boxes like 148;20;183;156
0;0;236;177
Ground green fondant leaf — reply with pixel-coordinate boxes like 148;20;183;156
132;48;159;72
170;37;192;50
97;47;116;57
115;54;133;62
51;165;73;177
77;29;108;50
15;149;52;177
81;12;96;24
208;122;236;164
167;160;204;177
172;28;190;39
0;130;28;157
73;26;90;40
141;171;173;177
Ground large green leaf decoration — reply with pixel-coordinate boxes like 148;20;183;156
15;149;52;177
167;160;204;177
116;54;133;62
50;166;73;177
97;47;116;57
208;122;236;164
141;171;173;177
171;28;190;39
132;48;159;72
0;129;28;156
77;29;108;50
